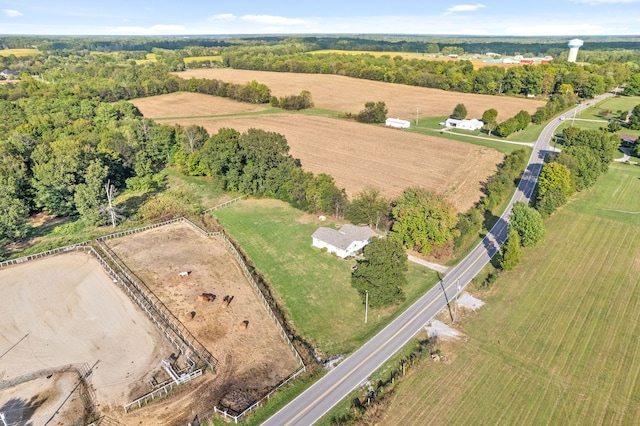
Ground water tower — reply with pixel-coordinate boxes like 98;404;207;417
567;38;584;63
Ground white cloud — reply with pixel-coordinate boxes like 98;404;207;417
571;0;640;4
240;15;309;25
108;24;186;35
208;13;236;21
3;9;23;17
444;4;486;14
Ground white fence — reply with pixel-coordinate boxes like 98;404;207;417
0;242;89;269
124;369;203;413
217;231;305;368
213;365;306;423
202;195;245;214
1;204;309;423
93;241;219;371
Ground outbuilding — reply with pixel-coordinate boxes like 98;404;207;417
443;118;484;131
385;118;411;129
312;224;378;259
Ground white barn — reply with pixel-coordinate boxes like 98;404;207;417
385;118;411;129
312;224;378;259
443;118;484;131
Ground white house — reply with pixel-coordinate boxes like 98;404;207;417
312;224;378;259
385;118;411;129
443;118;484;131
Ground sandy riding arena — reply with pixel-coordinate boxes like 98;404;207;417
104;221;300;421
0;251;173;423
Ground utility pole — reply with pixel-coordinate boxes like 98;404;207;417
416;107;419;125
453;281;461;323
0;412;7;426
365;290;369;324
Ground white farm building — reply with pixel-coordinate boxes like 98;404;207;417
312;224;378;259
443;118;484;131
385;118;411;129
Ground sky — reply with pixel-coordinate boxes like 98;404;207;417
1;0;639;37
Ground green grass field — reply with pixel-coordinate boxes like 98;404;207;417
211;199;438;357
376;162;640;424
0;48;40;57
595;95;640;116
408;116;532;155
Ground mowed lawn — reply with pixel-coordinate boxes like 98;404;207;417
212;198;438;357
379;162;640;425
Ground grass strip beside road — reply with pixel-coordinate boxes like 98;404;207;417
376;163;640;425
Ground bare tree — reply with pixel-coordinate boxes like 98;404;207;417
101;180;124;228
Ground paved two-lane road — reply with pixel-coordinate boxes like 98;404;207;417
263;92;614;426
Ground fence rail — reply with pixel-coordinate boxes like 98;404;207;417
124;369;203;413
0;362;89;391
0;206;309;424
217;231;305;368
202;195;245;214
213;365;307;423
0;242;89;269
97;217;185;242
93;241;218;371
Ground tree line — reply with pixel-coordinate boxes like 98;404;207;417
221;47;627;99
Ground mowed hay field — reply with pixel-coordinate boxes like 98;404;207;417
130;92;265;118
174;69;544;120
163;114;504;212
378;163;640;425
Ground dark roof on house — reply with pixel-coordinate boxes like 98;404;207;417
1;69;18;75
312;224;378;251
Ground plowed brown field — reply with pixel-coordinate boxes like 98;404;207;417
130;92;265;118
174;69;544;120
162;114;503;212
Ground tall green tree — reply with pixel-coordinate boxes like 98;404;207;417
391;187;458;256
452;103;467;119
482;108;498;133
500;228;522;271
31;139;90;216
536;162;574;216
74;159;109;225
509;201;545;247
357;101;387;123
238;128;291;195
514;110;531;131
345;187;391;230
351;237;408;308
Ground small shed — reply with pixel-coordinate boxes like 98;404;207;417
385;118;411;129
443;118;484;131
312;224;378;259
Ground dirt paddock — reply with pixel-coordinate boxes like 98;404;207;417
0;251;174;423
105;221;300;422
